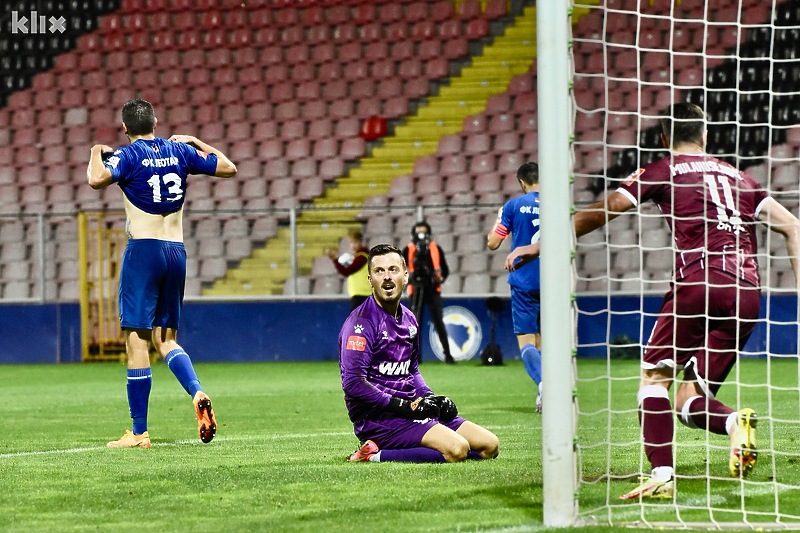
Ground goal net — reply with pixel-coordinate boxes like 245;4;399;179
570;0;800;527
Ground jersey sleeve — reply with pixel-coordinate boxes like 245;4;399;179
616;165;666;206
103;149;129;184
339;317;392;408
495;200;513;238
177;142;219;176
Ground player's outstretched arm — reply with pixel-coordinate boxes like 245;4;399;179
169;134;237;178
87;144;114;189
758;198;800;290
574;190;634;238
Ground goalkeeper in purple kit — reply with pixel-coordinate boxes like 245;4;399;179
340;244;499;463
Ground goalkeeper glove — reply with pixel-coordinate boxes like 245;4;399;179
387;396;440;420
431;395;458;422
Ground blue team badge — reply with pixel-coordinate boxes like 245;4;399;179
429;306;482;362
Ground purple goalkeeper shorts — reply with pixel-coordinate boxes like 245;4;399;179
643;268;760;397
354;415;467;449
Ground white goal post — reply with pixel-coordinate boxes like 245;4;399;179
538;0;800;528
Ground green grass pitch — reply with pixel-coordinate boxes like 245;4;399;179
2;359;799;532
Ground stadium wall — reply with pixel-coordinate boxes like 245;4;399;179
1;295;796;364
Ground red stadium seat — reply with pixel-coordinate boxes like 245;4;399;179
411;20;436;41
308;118;334;139
465;19;489;40
371;59;397;80
327;5;350;25
493;131;520;153
274;101;300;121
334;117;360;138
418;40;441;61
397;58;422;80
364;96;401;118
404;78;429;99
285;139;311;160
274;8;298;26
312;138;339;159
317;62;341;82
458;0;481;19
488;113;515;133
295;81;320;101
470;153;496;175
350;79;374;99
271;82;295;104
465;133;491;154
302;100;327;120
430;0;455;21
301;5;325;26
354;3;376;24
391;41;415;61
345;61;370;82
484;0;508;19
378;3;402;23
439;155;467;175
425;57;450;79
332;23;357;42
378;79;403;99
444;38;469;59
439;19;462;40
406;2;429;23
253;26;279;47
364;42;389;62
293;162;320;184
310;42;335;64
227;123;251;142
385;21;409;41
360;22;382;42
319;158;344;179
282;119;306;140
338;42;362;63
322;80;348;101
356;99;381;117
329;99;356;121
341;138;366;159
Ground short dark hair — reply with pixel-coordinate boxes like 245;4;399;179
347;228;364;241
661;102;705;146
122;98;156;136
368;244;405;272
516;162;539;185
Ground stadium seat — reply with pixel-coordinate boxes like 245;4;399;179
319;158;344;179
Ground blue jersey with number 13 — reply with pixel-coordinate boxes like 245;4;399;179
103;138;219;215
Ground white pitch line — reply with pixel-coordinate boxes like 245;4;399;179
0;424;529;460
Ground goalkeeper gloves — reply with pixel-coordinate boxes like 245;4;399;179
430;395;458;422
387;396;440;420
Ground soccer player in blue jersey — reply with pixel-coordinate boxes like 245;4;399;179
341;244;499;463
87;98;237;448
487;162;543;412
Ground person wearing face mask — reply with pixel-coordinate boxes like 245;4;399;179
402;221;455;364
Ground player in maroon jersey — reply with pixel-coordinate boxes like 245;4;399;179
507;102;800;499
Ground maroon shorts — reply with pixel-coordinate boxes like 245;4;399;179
354;415;467;449
643;268;760;397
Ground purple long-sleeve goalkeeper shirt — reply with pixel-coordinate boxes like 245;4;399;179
338;296;433;424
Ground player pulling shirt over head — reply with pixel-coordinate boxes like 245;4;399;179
87;97;237;448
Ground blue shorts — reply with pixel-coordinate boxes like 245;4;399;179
355;415;467;449
510;287;541;335
118;239;186;330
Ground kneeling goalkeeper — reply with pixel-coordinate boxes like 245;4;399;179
339;244;499;463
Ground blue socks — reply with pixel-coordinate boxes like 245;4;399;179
127;367;152;435
521;344;542;386
165;348;202;397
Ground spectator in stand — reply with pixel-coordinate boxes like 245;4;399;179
402;221;455;364
326;229;371;311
